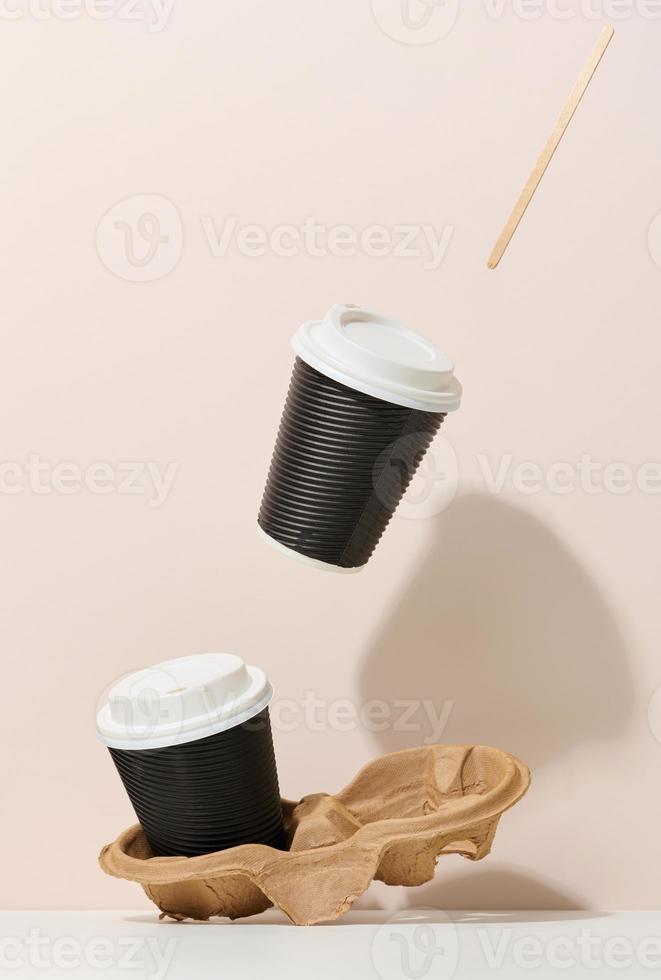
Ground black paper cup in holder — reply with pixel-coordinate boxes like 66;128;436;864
258;304;462;571
96;653;285;857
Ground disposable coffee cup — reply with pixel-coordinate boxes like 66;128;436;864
96;654;285;857
258;304;462;571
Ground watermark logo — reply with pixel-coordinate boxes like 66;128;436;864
97;204;454;279
394;434;459;520
97;666;265;744
371;912;459;980
648;686;661;747
371;0;460;45
96;194;183;282
96;665;188;743
648;208;661;272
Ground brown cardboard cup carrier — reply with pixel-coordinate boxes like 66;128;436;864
100;744;530;925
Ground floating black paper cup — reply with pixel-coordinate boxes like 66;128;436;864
258;305;462;571
258;358;445;568
97;654;285;858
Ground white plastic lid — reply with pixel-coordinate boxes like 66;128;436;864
292;304;462;413
96;653;273;751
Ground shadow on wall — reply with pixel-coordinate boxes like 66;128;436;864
358;494;634;768
405;867;588;915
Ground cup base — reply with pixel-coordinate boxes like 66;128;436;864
257;525;363;575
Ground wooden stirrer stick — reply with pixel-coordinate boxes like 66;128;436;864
487;24;614;270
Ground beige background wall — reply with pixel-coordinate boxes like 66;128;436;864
1;1;659;910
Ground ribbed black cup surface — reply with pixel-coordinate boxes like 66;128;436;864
109;708;285;858
258;358;445;568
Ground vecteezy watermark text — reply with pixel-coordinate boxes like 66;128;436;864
201;215;454;271
0;0;175;31
0;455;178;508
372;0;661;47
96;195;455;282
371;916;661;980
0;930;177;979
378;436;661;524
477;453;661;496
478;927;661;971
479;0;661;20
100;667;456;745
270;693;454;743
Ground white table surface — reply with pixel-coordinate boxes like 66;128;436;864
1;910;660;979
